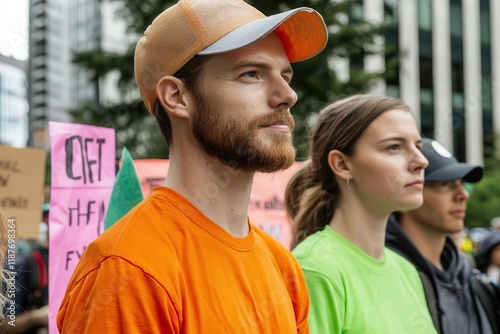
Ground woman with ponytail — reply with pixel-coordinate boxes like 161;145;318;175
291;94;437;333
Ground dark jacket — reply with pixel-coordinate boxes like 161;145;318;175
12;245;48;334
386;217;496;334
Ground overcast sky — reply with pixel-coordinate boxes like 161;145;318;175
0;0;29;60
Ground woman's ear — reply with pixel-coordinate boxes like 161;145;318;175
327;150;352;180
156;76;190;119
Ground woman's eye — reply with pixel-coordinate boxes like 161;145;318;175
388;144;400;151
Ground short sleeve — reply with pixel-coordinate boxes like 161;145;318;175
57;257;180;333
303;269;344;334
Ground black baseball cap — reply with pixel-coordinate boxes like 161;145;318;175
421;138;483;183
477;231;500;259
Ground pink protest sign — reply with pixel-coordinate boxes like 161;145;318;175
249;162;301;250
48;122;115;334
132;159;169;195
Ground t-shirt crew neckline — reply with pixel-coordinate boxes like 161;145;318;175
152;186;257;252
324;225;391;271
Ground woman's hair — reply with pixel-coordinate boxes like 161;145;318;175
154;55;212;148
291;94;410;249
285;160;314;221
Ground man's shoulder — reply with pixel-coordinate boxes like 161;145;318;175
252;225;303;269
72;195;190;284
98;190;192;247
253;225;290;256
385;247;419;270
469;269;500;333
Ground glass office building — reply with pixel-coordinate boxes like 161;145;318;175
28;0;128;149
345;0;500;164
0;57;28;147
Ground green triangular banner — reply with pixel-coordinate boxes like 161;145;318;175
464;182;474;195
104;147;144;230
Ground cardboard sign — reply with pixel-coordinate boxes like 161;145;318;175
0;145;46;238
132;159;301;249
48;122;115;334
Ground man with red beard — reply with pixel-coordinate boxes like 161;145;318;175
57;0;327;333
386;138;500;334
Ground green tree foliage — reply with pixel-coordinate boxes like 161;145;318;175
71;0;398;159
465;172;500;228
483;132;500;173
464;134;500;228
70;0;176;159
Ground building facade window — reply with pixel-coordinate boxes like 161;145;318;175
0;62;28;147
450;0;466;161
418;0;433;138
418;0;432;30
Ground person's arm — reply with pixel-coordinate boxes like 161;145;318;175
303;270;344;334
286;262;310;334
57;257;180;334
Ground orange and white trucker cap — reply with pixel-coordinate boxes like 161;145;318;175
134;0;328;115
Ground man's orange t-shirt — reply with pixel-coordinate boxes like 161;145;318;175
57;187;309;333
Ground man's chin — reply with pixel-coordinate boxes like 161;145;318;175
255;160;294;173
254;148;296;173
199;135;296;173
224;151;295;173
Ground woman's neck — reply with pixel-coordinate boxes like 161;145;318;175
329;196;389;260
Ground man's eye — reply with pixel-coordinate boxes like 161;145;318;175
242;71;257;78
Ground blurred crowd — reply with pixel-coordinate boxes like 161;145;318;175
456;220;500;285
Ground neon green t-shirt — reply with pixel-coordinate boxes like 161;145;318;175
293;226;437;334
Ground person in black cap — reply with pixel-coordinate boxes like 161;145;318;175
477;231;500;285
386;138;500;334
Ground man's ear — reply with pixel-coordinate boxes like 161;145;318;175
327;150;352;180
156;76;190;119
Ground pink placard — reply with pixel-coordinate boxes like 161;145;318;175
250;163;301;250
132;159;169;195
48;122;115;334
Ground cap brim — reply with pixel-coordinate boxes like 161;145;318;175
198;7;327;62
425;164;484;183
478;232;500;258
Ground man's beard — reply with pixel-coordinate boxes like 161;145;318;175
191;92;296;173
